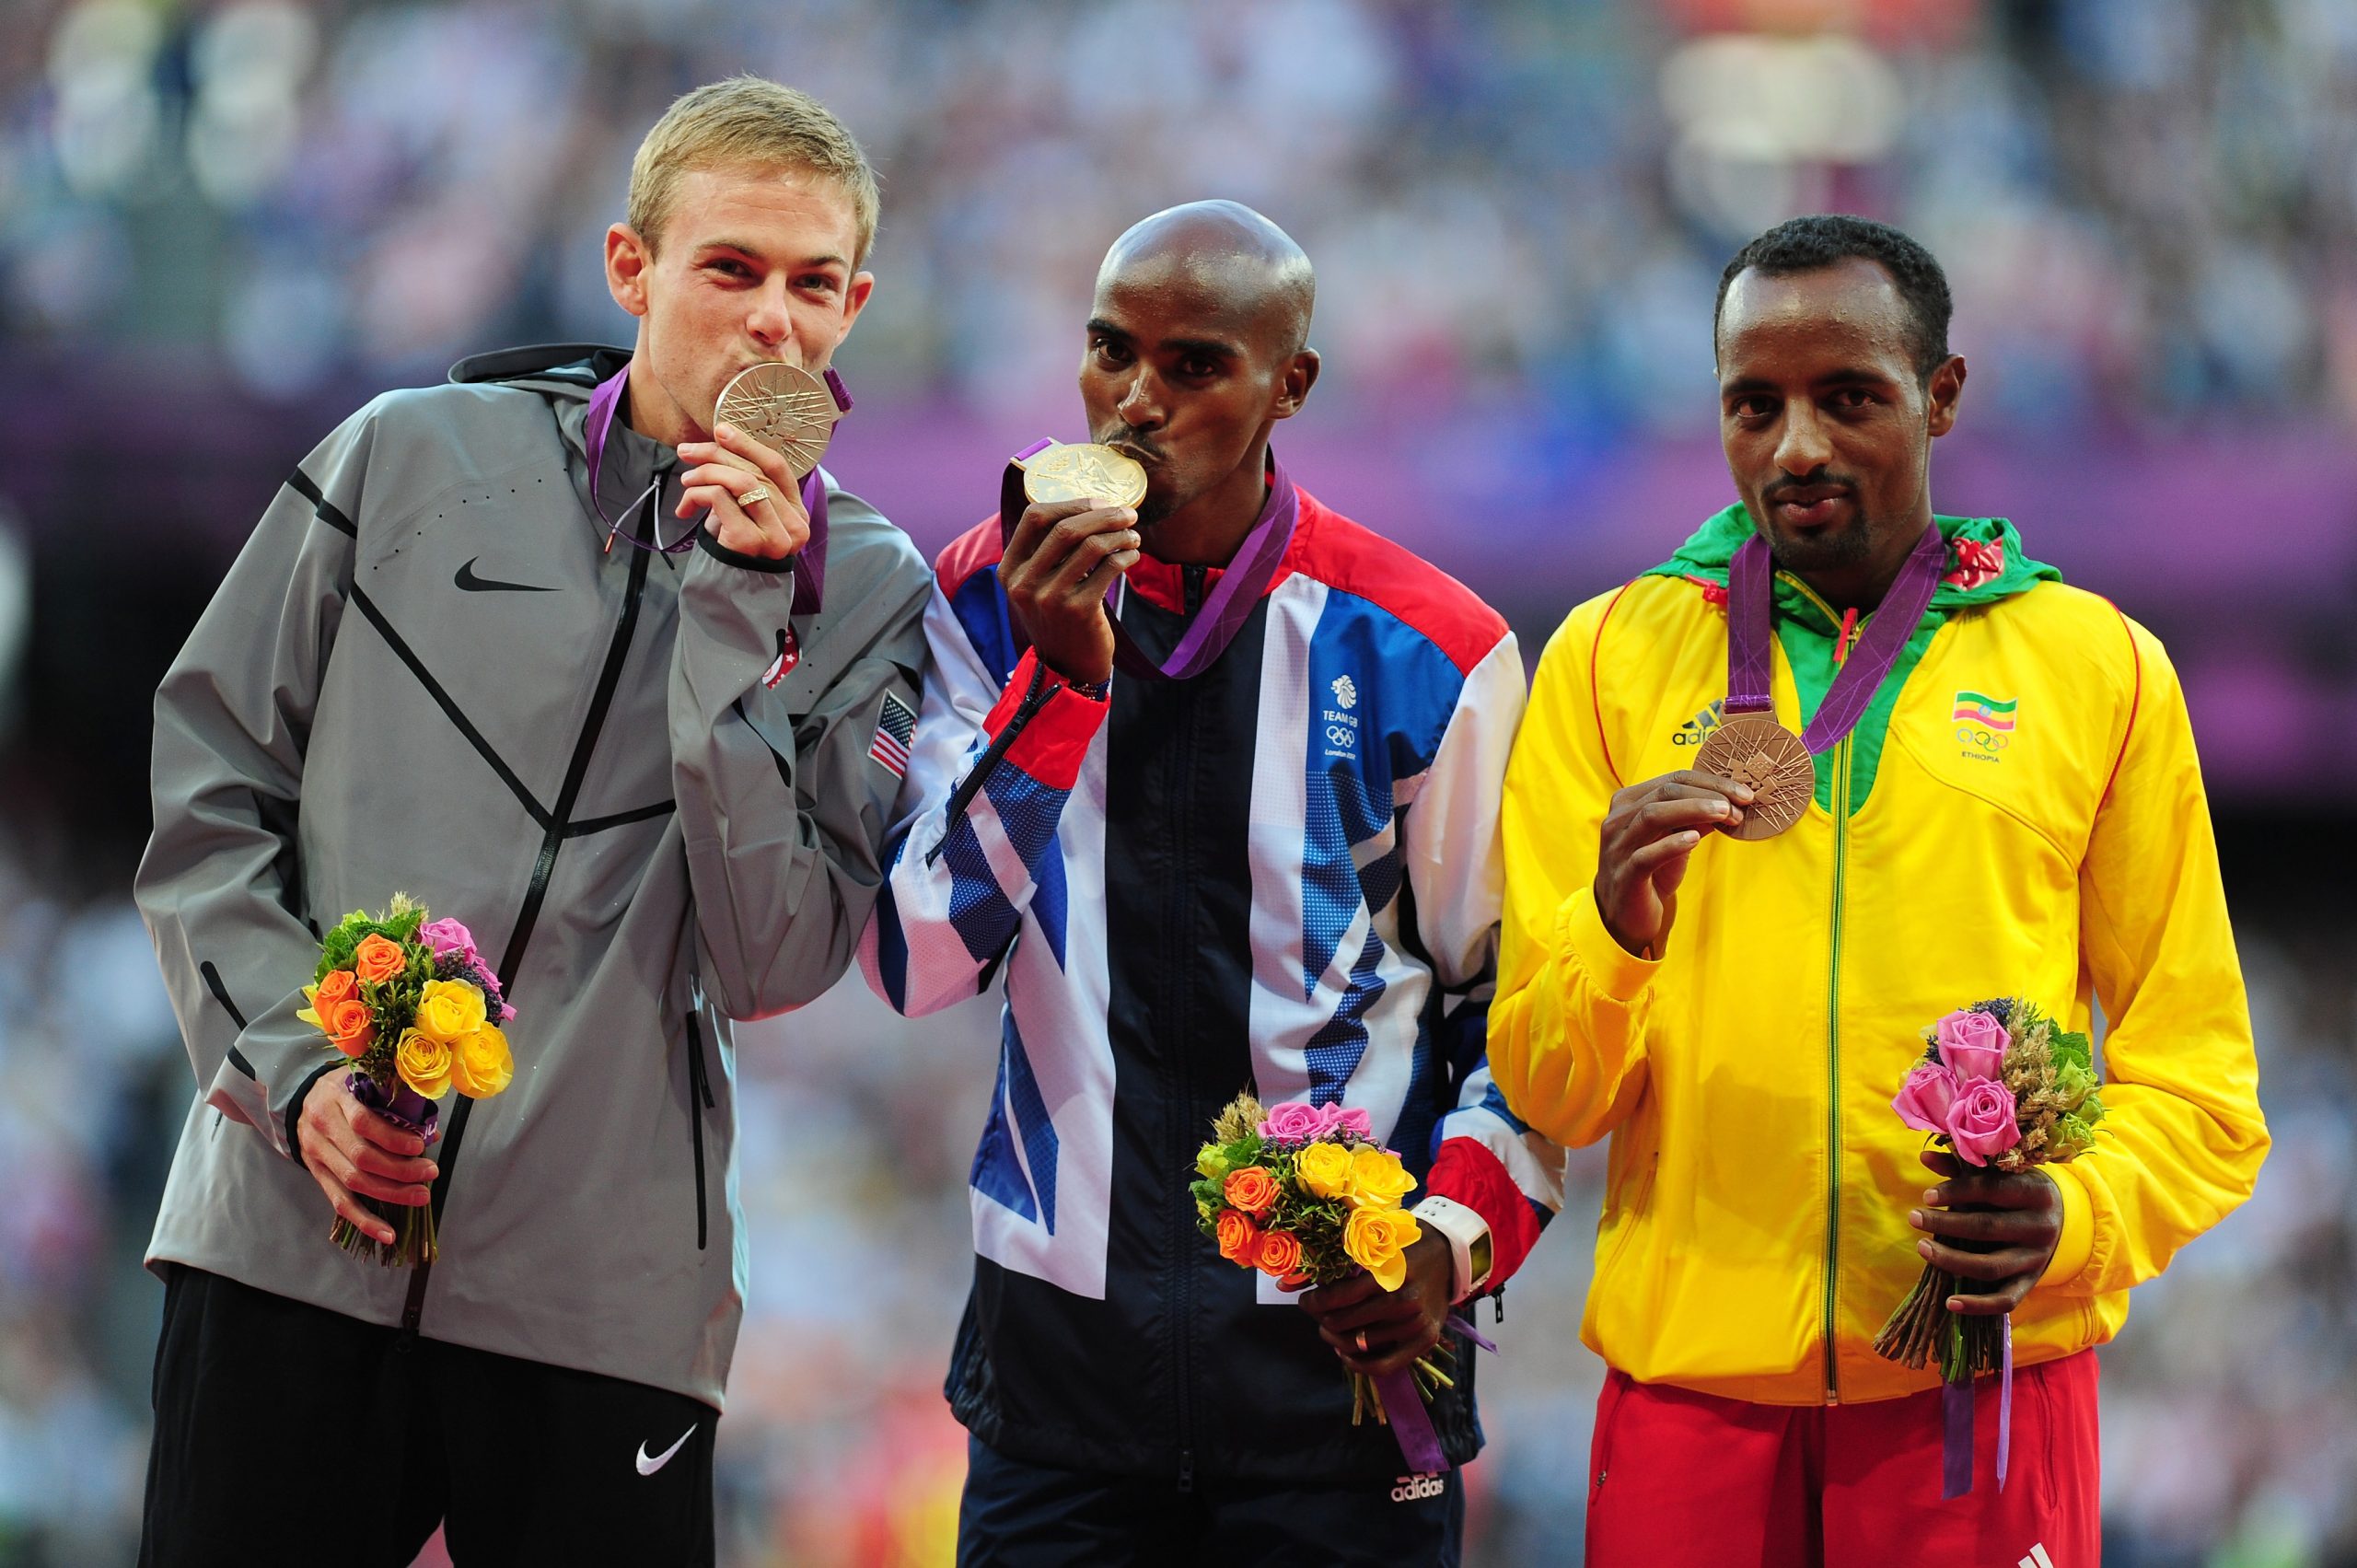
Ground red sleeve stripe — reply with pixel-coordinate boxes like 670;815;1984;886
983;649;1103;792
1589;583;1633;787
1424;1136;1544;1289
2097;601;2142;808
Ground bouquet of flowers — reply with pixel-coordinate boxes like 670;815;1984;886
296;895;517;1266
1875;999;2106;1496
1875;999;2106;1376
1190;1094;1453;1434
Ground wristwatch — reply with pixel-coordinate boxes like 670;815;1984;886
1411;1194;1494;1304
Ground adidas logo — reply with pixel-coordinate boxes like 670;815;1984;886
2017;1546;2055;1568
1671;699;1726;748
1390;1473;1446;1503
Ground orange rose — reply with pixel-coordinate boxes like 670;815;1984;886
1223;1167;1280;1217
353;934;406;985
1252;1227;1303;1279
324;997;375;1058
1214;1209;1260;1264
312;970;358;1009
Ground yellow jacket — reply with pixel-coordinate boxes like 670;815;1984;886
1491;507;2267;1405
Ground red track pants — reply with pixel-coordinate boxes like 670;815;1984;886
1585;1352;2101;1568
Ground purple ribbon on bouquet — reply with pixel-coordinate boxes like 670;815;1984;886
997;444;1299;683
1941;1315;2014;1500
1374;1314;1500;1475
347;1070;438;1143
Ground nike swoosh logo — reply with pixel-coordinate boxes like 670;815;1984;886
634;1423;697;1477
455;557;554;594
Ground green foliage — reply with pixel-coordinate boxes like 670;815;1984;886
311;894;428;984
2049;1112;2099;1160
2048;1028;2094;1074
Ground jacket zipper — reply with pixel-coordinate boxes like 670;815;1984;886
686;1013;715;1249
927;659;1052;865
1820;601;1861;1404
401;469;660;1337
1170;561;1205;1492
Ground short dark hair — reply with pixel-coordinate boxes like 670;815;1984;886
1713;214;1954;380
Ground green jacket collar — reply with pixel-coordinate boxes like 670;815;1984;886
1643;504;2060;627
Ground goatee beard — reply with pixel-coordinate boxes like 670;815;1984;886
1764;515;1875;576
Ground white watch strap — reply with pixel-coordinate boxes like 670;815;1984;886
1412;1194;1492;1303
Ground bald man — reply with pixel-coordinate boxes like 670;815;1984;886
861;203;1562;1564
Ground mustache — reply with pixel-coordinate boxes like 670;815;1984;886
1762;470;1859;503
1094;433;1167;466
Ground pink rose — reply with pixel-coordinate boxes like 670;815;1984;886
1933;1009;2010;1082
1258;1102;1326;1144
1945;1078;2022;1167
419;917;481;965
1892;1062;1960;1134
1330;1106;1374;1140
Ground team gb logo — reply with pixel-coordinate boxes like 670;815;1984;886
1331;675;1357;711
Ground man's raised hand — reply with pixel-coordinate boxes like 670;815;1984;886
677;423;811;560
1593;771;1756;958
998;497;1143;687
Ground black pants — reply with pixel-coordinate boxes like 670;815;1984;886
958;1434;1464;1567
140;1265;717;1567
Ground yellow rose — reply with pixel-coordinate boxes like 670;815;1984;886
1345;1145;1418;1210
415;979;489;1042
1295;1142;1353;1201
1195;1144;1232;1180
1342;1206;1423;1292
447;1024;514;1099
395;1028;453;1100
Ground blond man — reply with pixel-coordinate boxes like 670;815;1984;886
134;77;928;1566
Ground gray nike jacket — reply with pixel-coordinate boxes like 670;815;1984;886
135;343;930;1409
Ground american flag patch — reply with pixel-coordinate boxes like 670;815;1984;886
868;691;917;777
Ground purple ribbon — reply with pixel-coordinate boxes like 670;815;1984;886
584;362;839;611
998;446;1299;682
1376;1365;1446;1474
1446;1313;1499;1354
1939;1316;2014;1501
1373;1313;1502;1476
346;1071;438;1143
1724;525;1947;750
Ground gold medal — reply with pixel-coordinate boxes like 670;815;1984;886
1694;715;1815;840
1017;442;1148;510
712;362;842;479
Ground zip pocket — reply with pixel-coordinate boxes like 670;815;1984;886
685;1015;715;1249
1590;1371;1629;1493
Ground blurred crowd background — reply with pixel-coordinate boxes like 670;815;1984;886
0;0;2351;1563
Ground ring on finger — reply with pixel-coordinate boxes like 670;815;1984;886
1354;1330;1370;1353
738;482;772;508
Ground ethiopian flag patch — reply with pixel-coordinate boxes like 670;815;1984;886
1952;691;2018;731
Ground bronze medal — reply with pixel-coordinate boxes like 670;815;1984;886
1018;442;1149;510
1694;714;1814;840
713;362;842;479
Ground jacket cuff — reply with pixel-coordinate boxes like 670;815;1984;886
281;1059;344;1167
1424;1137;1543;1288
985;649;1108;792
1560;885;1661;1003
695;528;798;574
2036;1160;2096;1288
